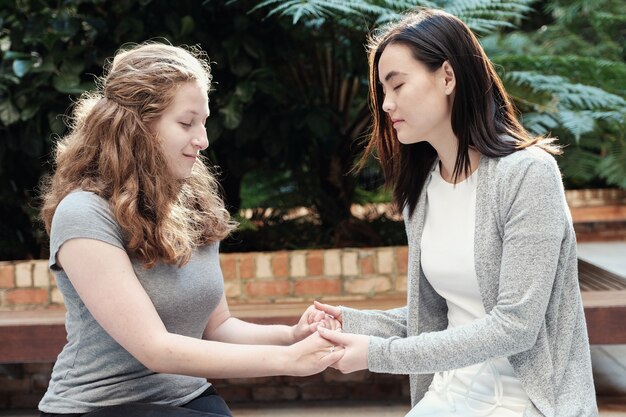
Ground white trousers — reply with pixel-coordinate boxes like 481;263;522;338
405;362;530;417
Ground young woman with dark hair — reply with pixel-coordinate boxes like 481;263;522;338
312;8;596;417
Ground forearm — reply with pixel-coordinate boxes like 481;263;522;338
342;306;408;338
147;331;289;378
207;317;295;345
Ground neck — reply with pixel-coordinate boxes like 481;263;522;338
433;138;480;184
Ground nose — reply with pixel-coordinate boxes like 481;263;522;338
382;94;395;113
192;128;209;150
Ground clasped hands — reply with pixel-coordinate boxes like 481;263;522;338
289;300;369;377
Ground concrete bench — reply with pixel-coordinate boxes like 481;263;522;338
1;259;624;366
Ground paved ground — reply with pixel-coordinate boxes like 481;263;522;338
1;400;624;416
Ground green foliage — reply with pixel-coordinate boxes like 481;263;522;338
0;0;624;259
0;0;290;259
483;0;626;188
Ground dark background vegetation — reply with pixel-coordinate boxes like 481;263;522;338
1;0;624;260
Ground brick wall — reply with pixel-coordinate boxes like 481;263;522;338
0;247;408;311
0;246;410;409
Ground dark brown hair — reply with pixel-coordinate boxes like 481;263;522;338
360;8;559;216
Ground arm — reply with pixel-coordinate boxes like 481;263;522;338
314;301;408;339
203;296;325;345
327;157;569;375
58;238;343;378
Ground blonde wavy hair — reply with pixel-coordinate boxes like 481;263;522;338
41;42;236;268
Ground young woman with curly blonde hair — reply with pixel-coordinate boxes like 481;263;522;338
39;42;342;417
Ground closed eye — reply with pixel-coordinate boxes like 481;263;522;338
179;122;192;128
393;83;404;91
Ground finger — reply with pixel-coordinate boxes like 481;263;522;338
317;326;352;346
309;321;321;331
313;309;325;322
304;305;318;324
320;346;345;367
314;300;341;318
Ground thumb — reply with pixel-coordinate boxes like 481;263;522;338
314;300;341;318
318;325;351;346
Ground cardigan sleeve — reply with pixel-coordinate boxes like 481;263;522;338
341;306;408;338
367;154;569;374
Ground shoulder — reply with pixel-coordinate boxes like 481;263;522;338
490;146;559;178
484;146;562;194
50;190;125;259
53;190;117;229
56;190;109;213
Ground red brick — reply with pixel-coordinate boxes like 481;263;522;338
224;376;275;385
23;363;53;374
301;384;350;400
294;278;340;296
213;386;252;402
323;368;369;382
252;386;299;401
11;393;49;408
306;251;324;276
5;288;48;305
32;374;51;392
0;263;15;288
272;252;289;278
282;373;323;387
220;254;237;281
0;376;30;392
397;246;409;274
245;280;290;297
348;383;403;400
359;254;375;275
239;254;255;279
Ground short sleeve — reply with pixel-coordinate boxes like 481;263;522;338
49;191;125;270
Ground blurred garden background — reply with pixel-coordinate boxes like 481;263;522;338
1;0;625;261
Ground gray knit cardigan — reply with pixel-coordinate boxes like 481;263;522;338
341;147;597;417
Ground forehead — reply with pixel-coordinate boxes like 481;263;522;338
378;43;419;82
168;81;209;114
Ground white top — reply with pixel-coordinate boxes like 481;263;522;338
420;163;529;414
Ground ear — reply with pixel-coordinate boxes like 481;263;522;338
440;60;456;95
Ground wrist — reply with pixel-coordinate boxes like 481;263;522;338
288;324;298;345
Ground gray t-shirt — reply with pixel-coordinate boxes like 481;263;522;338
39;191;223;413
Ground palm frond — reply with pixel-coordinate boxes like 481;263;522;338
494;54;626;96
505;70;626;141
251;0;394;24
442;0;534;33
596;137;626;188
505;71;626;111
252;0;534;34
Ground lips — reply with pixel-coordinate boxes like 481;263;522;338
391;119;404;128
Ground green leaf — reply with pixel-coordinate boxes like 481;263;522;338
2;51;31;60
52;73;82;93
0;100;20;126
180;16;195;36
20;104;40;121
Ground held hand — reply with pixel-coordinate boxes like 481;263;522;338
286;331;345;377
314;301;343;326
292;304;326;342
317;326;368;374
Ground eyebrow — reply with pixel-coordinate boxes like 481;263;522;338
184;109;209;118
380;70;407;84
